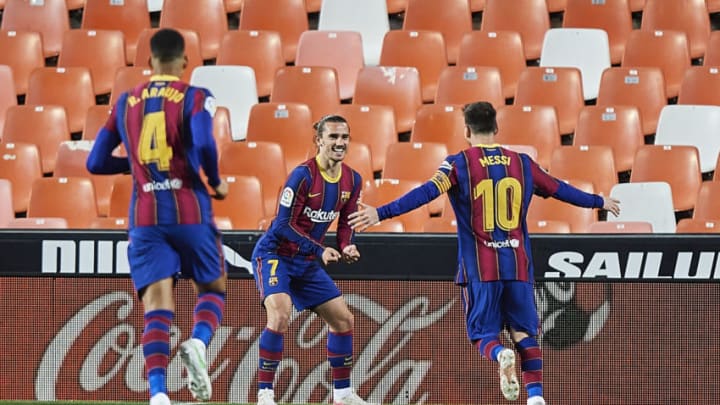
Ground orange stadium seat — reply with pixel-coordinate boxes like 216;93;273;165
0;179;13;227
691;182;720;221
6;217;69;229
573;105;644;173
434;66;504;109
305;0;321;12
715;153;720;181
481;0;550;61
353;66;423;134
410;104;467;155
108;175;133;219
457;31;526;100
159;0;228;61
212;175;265;230
334;104;397;173
244;102;314;172
365;219;405;233
239;0;308;63
704;31;720;67
495;105;561;169
2;105;70;174
216;30;285;99
630;145;702;212
58;29;127;96
527;179;597;233
676;218;720;233
27;177;99;228
708;0;720;13
640;0;710;61
596;67;667;136
527;220;572;234
549;145;617;197
219;141;287;216
134;28;203;83
546;0;567;12
271;66;341;123
1;0;69;57
0;142;42;214
224;0;243;13
109;66;153;105
89;217;129;230
422;216;457;233
387;0;408;14
81;0;151;65
212;106;232;155
362;179;430;232
0;65;17;137
295;30;365;101
514;67;585;135
629;0;646;11
25;67;96;135
563;0;633;65
677;67;720;106
0;30;44;96
66;0;84;10
382;142;448;183
588;221;653;233
621;30;690;99
82;105;112;141
402;0;472;65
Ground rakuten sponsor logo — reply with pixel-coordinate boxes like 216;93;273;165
302;206;339;223
142;178;183;192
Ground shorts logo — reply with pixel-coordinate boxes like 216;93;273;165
279;187;294;208
269;276;278;286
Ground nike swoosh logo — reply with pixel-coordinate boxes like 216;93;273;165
308;192;321;198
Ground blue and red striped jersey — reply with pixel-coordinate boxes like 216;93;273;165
377;144;604;284
87;75;222;228
256;157;363;259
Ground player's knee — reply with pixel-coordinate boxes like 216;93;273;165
328;309;354;332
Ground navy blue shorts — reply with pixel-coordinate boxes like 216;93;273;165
461;280;540;342
251;248;341;312
127;224;225;292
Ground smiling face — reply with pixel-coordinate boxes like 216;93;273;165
316;121;350;163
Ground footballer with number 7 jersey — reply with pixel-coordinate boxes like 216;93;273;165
349;102;621;405
87;28;228;405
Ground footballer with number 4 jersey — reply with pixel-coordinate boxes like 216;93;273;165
251;115;377;405
86;29;228;405
349;102;621;405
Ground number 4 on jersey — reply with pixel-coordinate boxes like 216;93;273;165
138;111;173;171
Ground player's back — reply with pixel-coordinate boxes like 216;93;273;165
117;77;215;227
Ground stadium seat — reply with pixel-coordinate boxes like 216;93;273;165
495;105;561;169
244;103;313;172
676;218;720;233
0;142;41;214
66;0;84;10
379;30;448;103
596;67;667;136
470;0;485;12
212;175;265;230
640;0;710;61
364;219;405;233
190;65;259;141
691;182;720;221
562;0;633;65
27;177;99;228
677;67;720;106
334;104;397;173
422;216;457;233
708;0;720;13
716;153;720;181
216;30;284;99
382;142;449;183
159;0;228;61
219;141;287;216
108;175;132;219
147;0;163;12
387;0;408;14
549;145;617;197
318;0;390;66
270;66;340;123
0;65;17;137
353;66;422;134
81;0;151;64
546;0;567;12
481;0;550;61
305;0;321;12
410;104;467;155
109;66;153;106
2;105;70;174
212;106;232;156
588;221;654;233
239;0;308;63
54;140;119;217
88;217;129;230
457;31;526;100
25;67;96;134
0;179;14;227
630;145;702;212
527;220;572;234
58;29;127;96
295;31;365;101
654;105;720;174
527;179;598;233
539;28;611;101
704;31;720;67
82;105;113;141
573;105;644;173
609;182;676;233
0;0;69;57
434;66;504;109
134;28;203;83
401;0;472;65
362;179;429;232
629;0;646;11
514;67;585;135
621;30;690;99
6;217;68;229
0;31;44;96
